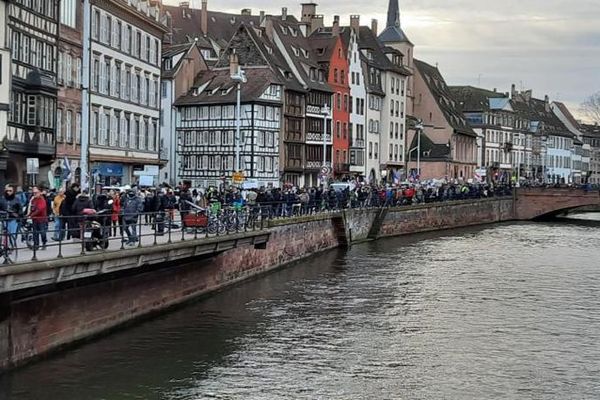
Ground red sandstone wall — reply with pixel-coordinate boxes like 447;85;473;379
379;198;514;237
5;218;339;368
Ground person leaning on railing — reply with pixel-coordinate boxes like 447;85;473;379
0;184;22;247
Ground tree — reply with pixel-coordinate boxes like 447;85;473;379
581;92;600;123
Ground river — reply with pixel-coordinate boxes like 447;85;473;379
1;215;600;399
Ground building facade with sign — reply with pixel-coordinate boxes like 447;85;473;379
6;0;59;186
52;0;84;189
86;0;166;186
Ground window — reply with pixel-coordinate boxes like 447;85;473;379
334;68;338;83
135;31;141;58
336;121;341;138
341;70;345;84
65;110;72;142
92;10;100;40
145;36;151;61
91;111;98;145
76;113;81;143
115;64;121;97
154;39;160;65
56;109;63;141
114;21;122;49
60;0;76;28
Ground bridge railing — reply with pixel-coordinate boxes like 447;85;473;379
0;208;266;265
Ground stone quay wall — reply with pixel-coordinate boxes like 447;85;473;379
379;198;515;237
0;217;339;370
5;190;593;371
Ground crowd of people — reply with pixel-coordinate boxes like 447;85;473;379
0;177;579;252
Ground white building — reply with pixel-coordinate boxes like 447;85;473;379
87;0;166;186
159;42;206;186
380;47;409;181
346;18;366;178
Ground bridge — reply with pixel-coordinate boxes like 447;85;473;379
513;187;600;220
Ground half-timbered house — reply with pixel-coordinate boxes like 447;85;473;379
6;0;59;185
175;24;284;188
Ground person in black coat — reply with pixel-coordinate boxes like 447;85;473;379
61;183;80;239
71;191;94;239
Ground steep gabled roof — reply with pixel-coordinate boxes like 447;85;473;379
214;23;305;93
553;101;581;130
163;5;263;46
269;17;332;92
162;42;204;79
175;66;282;106
511;93;573;138
414;59;476;137
408;131;451;161
450;85;508;113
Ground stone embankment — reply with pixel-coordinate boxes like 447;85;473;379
0;188;598;370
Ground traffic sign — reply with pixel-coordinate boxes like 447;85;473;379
232;171;245;184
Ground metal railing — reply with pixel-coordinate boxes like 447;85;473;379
0;186;520;265
0;207;266;265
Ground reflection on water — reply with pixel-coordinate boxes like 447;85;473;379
1;215;600;399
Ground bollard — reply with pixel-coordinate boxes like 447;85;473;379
57;232;63;258
120;218;125;250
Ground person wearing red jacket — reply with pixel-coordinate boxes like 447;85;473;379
28;186;48;250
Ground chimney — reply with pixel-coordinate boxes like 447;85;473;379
510;83;517;99
282;7;288;21
179;1;189;8
544;95;550;112
310;15;324;33
371;19;378;35
259;10;265;25
332;15;340;36
301;2;317;23
493;88;497;92
229;51;239;77
350;15;360;33
201;0;208;36
241;8;251;16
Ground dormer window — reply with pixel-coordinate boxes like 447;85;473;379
309;68;316;81
301;48;309;58
280;25;288;35
290;27;297;37
292;46;299;56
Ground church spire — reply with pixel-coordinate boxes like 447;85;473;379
386;0;400;28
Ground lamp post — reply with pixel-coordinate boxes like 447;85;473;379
415;120;424;179
321;104;331;187
541;135;548;184
231;66;247;176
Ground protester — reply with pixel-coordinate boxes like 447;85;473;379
52;188;65;241
121;189;143;246
0;184;22;247
28;186;48;250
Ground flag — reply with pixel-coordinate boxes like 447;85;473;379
62;157;72;181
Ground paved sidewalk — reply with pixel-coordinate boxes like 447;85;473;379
6;223;256;265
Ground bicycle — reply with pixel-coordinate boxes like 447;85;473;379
0;212;18;264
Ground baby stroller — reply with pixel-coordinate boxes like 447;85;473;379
181;201;209;233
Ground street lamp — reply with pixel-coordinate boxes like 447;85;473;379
321;104;331;187
231;66;247;175
415;119;424;179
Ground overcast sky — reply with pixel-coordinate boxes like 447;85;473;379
173;0;600;119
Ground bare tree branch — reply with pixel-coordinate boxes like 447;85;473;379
581;92;600;123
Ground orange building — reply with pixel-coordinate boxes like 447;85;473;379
310;17;351;177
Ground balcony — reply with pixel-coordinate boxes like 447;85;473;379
306;160;331;170
350;139;365;148
306;132;332;143
284;158;304;172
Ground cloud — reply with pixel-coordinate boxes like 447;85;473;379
167;0;600;108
